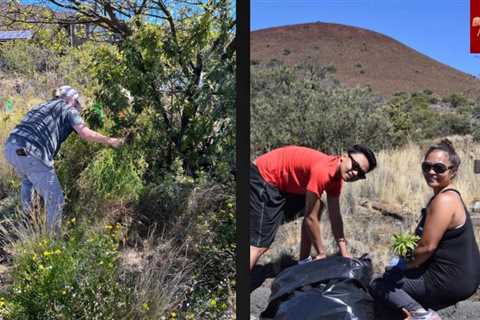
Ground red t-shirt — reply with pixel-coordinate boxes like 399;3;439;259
255;146;343;198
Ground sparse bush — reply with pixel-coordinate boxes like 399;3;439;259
135;158;196;233
180;184;236;319
443;93;470;108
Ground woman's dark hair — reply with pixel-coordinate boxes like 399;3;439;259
425;139;461;172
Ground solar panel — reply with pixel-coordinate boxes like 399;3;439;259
0;30;33;41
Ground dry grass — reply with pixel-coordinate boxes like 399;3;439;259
345;136;480;213
120;231;192;319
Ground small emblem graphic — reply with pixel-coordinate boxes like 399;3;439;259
471;0;480;53
473;17;480;37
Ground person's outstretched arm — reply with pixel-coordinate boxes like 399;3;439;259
301;191;326;260
327;195;350;258
73;123;123;148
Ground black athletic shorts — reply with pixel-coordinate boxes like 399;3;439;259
250;164;305;248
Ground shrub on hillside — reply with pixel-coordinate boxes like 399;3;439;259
0;41;60;76
77;147;147;205
0;223;132;319
251;62;393;156
443;93;470;109
252;62;479;154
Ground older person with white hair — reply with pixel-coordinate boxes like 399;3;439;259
4;86;124;233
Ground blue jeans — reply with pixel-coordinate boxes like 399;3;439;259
4;141;64;233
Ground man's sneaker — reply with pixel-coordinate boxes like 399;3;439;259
410;309;441;320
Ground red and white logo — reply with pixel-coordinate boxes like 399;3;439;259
471;0;480;52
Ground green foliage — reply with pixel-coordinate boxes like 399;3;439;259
78;147;147;204
391;232;420;259
136;158;197;231
252;62;479;155
472;103;480;142
443;93;469;108
56;42;103;95
0;41;59;75
181;185;236;319
251;63;394;155
1;223;132;319
87;3;235;177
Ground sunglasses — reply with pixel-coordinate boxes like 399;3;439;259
421;162;453;174
348;154;366;179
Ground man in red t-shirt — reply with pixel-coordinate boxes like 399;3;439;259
250;145;377;270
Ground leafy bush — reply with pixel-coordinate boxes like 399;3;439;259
87;14;235;178
0;223;133;319
78;147;147;204
0;41;60;76
252;62;479;155
251;63;394;156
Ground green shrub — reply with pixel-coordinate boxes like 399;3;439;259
0;41;60;76
135;158;196;232
252;62;478;156
251;62;394;155
78;147;147;204
1;223;132;319
443;93;469;108
181;185;236;319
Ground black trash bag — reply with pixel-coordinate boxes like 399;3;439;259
261;255;375;320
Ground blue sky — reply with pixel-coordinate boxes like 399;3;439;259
251;0;480;77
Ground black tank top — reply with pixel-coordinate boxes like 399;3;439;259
415;189;480;302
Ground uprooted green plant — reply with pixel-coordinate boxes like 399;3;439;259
391;232;420;260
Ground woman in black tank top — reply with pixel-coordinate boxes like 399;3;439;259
370;139;480;320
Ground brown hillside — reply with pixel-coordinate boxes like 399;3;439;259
251;23;480;98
